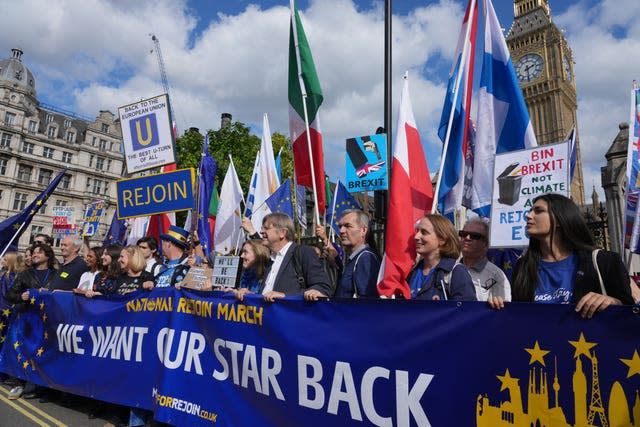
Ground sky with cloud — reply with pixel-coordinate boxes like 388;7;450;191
0;0;638;203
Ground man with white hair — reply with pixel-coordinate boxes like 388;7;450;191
459;218;511;302
49;235;88;291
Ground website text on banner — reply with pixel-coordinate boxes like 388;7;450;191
0;288;638;426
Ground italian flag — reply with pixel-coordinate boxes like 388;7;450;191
288;0;326;214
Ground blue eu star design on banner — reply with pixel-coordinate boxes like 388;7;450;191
6;293;49;372
130;113;160;150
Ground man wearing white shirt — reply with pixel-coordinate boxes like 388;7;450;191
260;213;333;302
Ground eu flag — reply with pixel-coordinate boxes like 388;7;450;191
103;215;128;246
327;181;362;235
264;179;293;218
197;135;217;255
0;169;67;255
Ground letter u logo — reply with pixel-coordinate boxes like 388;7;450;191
135;118;153;146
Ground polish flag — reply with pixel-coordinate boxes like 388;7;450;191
377;75;433;298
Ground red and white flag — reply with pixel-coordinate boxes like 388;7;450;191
377;75;433;298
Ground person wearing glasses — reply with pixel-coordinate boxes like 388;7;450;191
459;218;511;302
407;214;476;301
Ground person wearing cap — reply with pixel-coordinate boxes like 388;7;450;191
459;218;511;302
155;225;191;288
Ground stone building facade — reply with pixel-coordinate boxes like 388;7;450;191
0;48;124;250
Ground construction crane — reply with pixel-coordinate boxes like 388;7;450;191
150;34;178;136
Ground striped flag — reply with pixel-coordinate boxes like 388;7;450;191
250;113;281;231
288;0;326;215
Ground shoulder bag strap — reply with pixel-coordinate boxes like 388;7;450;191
591;249;607;296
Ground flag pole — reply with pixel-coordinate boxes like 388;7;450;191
431;0;477;214
291;0;321;226
0;222;28;259
328;179;341;243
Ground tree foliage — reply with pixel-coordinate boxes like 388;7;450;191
175;121;294;193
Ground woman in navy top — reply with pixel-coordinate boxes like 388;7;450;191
407;214;476;301
492;194;634;317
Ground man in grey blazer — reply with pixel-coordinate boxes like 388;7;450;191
259;212;333;302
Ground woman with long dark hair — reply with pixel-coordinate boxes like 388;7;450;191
491;194;634;317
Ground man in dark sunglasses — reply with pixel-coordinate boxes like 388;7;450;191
459;218;511;302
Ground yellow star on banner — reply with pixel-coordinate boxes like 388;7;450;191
17;354;21;361
22;361;29;370
12;223;20;230
569;333;597;358
30;360;35;370
497;369;519;392
36;348;44;357
44;332;48;340
39;302;45;310
30;297;36;305
0;336;5;344
503;260;512;271
36;200;42;206
13;341;20;349
0;322;5;331
42;313;47;322
620;350;640;379
525;341;550;366
2;308;10;317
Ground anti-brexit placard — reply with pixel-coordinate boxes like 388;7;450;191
345;134;388;193
0;289;638;427
118;94;176;173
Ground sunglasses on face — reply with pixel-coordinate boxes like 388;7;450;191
458;230;486;241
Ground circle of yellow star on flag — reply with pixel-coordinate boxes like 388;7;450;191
620;350;640;379
525;341;550;366
569;332;597;359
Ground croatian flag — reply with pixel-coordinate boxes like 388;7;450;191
437;0;478;217
470;0;537;216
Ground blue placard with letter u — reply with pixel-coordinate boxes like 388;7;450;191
130;113;160;150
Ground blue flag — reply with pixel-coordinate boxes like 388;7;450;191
327;181;362;236
275;149;282;183
264;179;293;218
103;215;128;246
198;135;217;255
0;169;67;255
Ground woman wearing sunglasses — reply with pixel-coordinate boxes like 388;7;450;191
490;193;634;317
407;214;476;301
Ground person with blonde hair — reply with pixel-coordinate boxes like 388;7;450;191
407;214;476;301
86;246;154;297
1;251;24;309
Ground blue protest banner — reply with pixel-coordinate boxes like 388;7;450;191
116;168;195;219
0;289;638;427
345;133;388;193
82;200;105;237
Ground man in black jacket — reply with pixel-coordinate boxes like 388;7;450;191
259;213;333;302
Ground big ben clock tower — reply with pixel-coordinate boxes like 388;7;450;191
507;0;585;204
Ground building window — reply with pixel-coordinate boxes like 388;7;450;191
4;112;16;125
65;130;75;143
41;203;47;214
21;141;34;154
62;152;72;163
99;139;107;150
29;226;44;244
92;179;104;195
92;136;97;146
55;200;68;207
64;119;71;128
38;169;53;185
96;156;105;170
46;114;53;123
1;133;11;147
17;164;32;181
13;192;27;210
43;147;54;159
61;174;71;189
0;158;7;175
28;120;37;134
47;126;56;139
89;155;94;167
107;159;112;172
101;123;109;133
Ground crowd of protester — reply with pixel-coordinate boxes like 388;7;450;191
0;194;639;426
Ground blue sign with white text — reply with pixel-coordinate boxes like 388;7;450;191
0;289;638;427
345;134;388;193
116;168;194;219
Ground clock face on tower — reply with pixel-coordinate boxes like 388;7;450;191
515;53;544;83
